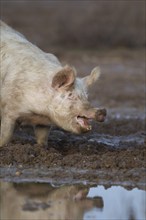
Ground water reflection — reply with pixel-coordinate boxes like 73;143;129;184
0;182;103;220
85;186;146;220
0;182;145;220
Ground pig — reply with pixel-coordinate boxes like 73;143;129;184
0;20;106;147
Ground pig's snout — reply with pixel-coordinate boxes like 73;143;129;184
95;108;107;122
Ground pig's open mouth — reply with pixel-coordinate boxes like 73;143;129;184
76;109;106;132
76;116;92;131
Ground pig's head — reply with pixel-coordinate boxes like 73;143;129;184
50;65;106;134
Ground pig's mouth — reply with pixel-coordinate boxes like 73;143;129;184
76;116;92;131
75;108;106;132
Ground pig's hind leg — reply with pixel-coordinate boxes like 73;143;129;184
34;125;49;147
0;115;16;147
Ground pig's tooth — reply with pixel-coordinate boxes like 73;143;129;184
87;125;92;130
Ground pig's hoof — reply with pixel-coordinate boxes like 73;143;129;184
34;143;48;149
0;140;5;148
0;143;6;150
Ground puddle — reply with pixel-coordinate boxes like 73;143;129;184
0;181;145;220
86;186;146;220
88;133;145;148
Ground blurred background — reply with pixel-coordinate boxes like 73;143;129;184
1;0;145;111
1;1;145;50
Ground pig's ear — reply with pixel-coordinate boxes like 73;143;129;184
52;65;76;90
83;67;101;88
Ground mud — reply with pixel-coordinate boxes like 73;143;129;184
0;49;145;188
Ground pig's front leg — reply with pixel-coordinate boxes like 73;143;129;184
0;116;16;147
34;125;49;146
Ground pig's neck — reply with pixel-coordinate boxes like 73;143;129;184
23;76;59;123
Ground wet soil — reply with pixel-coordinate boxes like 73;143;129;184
0;50;145;188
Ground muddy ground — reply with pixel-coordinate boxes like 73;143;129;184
0;49;145;188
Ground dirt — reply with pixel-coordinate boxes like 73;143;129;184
0;49;145;188
0;119;145;170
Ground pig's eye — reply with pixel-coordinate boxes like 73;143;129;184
68;92;72;97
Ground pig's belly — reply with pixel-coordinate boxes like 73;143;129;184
17;113;52;126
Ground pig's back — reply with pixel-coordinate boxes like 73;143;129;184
0;20;31;82
0;21;61;82
0;20;28;44
0;21;62;115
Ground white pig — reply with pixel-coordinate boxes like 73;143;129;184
0;21;106;147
